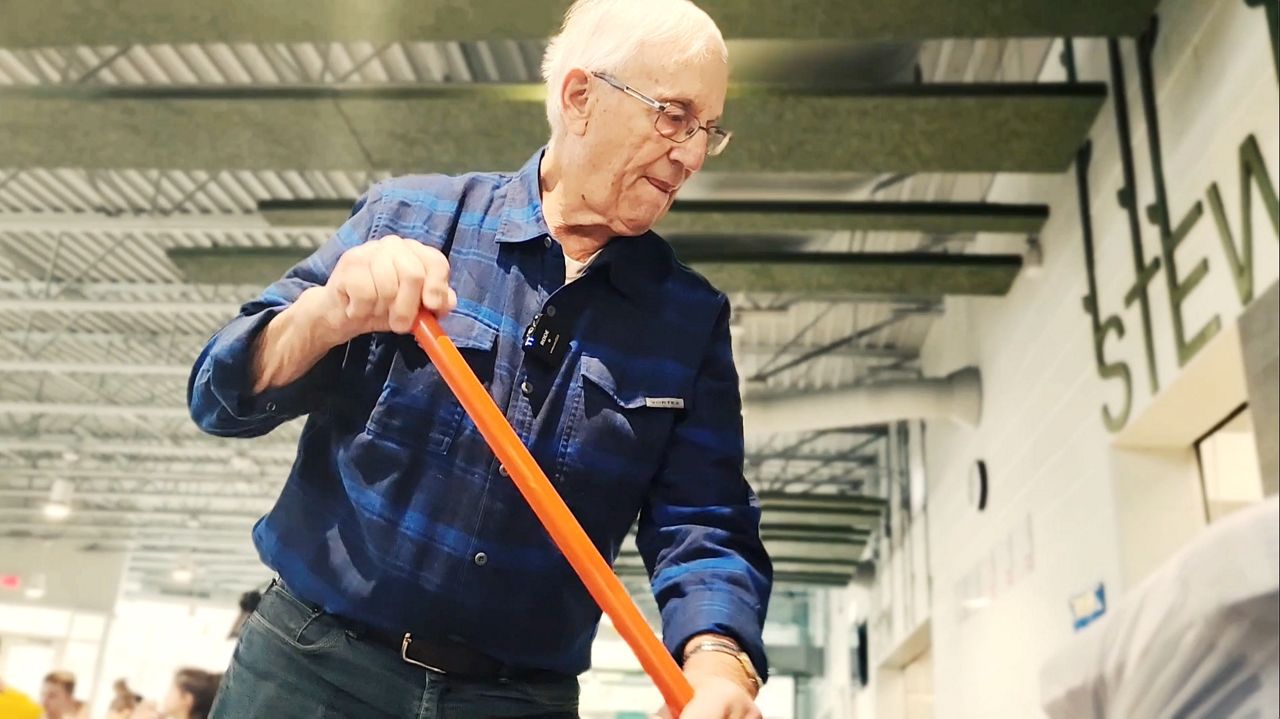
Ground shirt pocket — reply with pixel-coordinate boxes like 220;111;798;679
561;353;686;522
364;311;499;454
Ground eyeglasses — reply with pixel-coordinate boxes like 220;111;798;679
591;72;732;157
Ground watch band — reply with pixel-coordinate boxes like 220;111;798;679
682;640;762;691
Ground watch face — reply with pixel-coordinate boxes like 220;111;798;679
969;460;988;511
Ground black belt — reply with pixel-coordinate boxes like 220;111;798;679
373;626;522;679
274;580;566;683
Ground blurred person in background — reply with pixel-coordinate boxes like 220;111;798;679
188;0;770;717
39;672;88;719
128;669;219;719
105;679;142;719
0;675;42;719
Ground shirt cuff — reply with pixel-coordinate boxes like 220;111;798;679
662;591;769;683
204;307;337;421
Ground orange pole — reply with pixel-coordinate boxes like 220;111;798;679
412;310;694;716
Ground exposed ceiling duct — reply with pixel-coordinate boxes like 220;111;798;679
614;492;885;586
743;367;981;435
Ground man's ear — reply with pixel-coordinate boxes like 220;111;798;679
559;68;593;136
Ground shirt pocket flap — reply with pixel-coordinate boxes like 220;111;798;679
579;353;686;411
438;310;498;352
367;310;497;453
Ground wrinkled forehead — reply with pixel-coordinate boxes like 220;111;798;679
617;45;729;120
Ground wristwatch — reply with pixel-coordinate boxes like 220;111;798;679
682;639;762;692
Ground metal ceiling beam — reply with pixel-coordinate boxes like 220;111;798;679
0;344;911;377
0;436;296;460
0;466;873;496
1;524;255;538
0;491;273;508
165;245;1022;296
8;543;255;558
761;492;887;511
0;360;192;376
166;246;307;286
0;213;277;233
257;200;360;228
0;298;241;314
0;506;260;521
0;466;277;482
0;401;191;418
0;473;273;490
0;280;253;298
0;0;1160;45
0;484;272;500
261;197;1049;235
0;490;883;521
0;332;204;346
736;342;914;361
749;452;878;465
695;251;1022;296
0;455;855;476
126;565;268;580
662;199;1047;235
0;83;1107;173
122;549;262;562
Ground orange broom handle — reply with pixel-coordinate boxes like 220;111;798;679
412;310;694;716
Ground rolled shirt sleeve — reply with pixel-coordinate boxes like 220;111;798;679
636;298;774;681
186;189;381;438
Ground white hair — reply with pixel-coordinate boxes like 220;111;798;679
540;0;728;139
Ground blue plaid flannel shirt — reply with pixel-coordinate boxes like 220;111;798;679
187;148;772;678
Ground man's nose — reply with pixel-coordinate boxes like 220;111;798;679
669;132;708;174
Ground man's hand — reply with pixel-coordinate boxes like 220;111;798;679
316;234;455;344
651;673;761;719
251;235;454;393
651;634;762;719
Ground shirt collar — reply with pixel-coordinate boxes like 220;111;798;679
495;146;553;245
593;231;675;302
497;145;675;301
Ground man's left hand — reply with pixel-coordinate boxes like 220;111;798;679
650;672;762;719
650;636;762;719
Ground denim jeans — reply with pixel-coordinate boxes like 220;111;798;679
211;581;580;718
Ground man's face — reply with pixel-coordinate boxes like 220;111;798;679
40;682;73;715
573;48;728;236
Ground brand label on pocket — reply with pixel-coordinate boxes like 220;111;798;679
644;397;685;409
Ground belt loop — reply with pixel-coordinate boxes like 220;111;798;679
401;634;449;675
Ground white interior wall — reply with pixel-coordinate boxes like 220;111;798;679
1109;446;1206;586
903;649;933;719
845;422;933;719
0;603;108;705
915;0;1280;715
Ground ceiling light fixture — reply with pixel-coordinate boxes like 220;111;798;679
23;573;47;600
43;479;73;521
1023;236;1044;278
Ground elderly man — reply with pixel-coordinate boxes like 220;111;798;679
189;1;771;717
